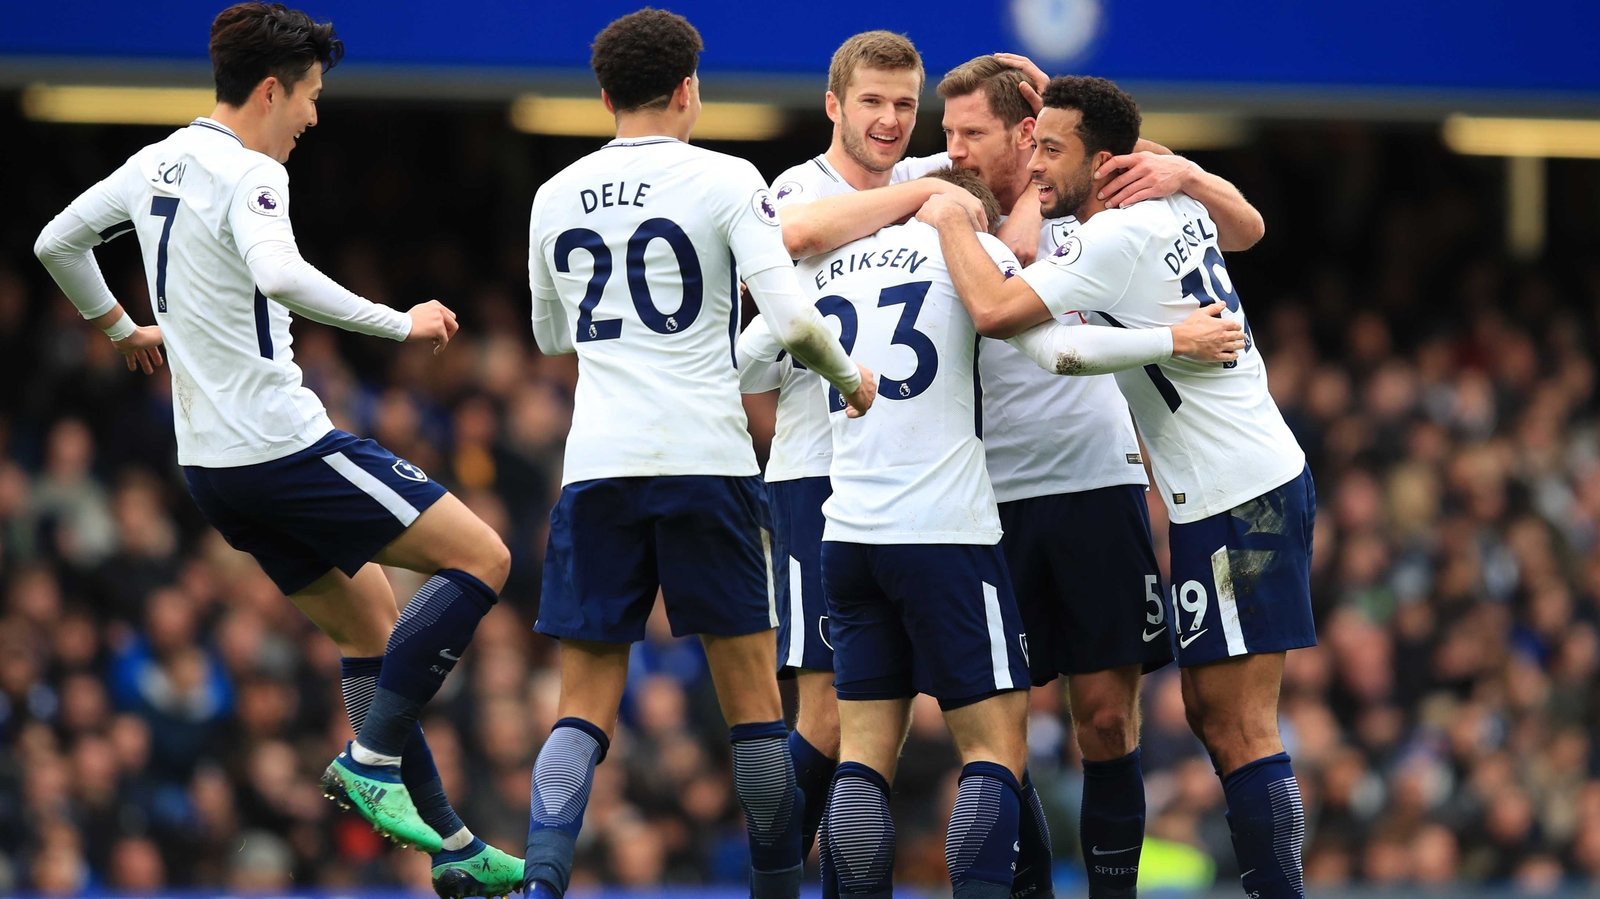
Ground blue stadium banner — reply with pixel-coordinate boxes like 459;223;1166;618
6;0;1600;96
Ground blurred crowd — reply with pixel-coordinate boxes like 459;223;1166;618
2;105;1599;895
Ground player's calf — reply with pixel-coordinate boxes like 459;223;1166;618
524;717;609;896
946;761;1023;899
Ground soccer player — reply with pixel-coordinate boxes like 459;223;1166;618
741;166;1242;899
522;10;874;899
32;4;520;896
920;76;1316;899
938;54;1267;898
753;30;973;870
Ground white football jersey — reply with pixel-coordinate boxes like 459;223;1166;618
1018;193;1304;523
805;221;1015;545
980;216;1148;503
531;137;795;484
760;152;950;482
43;118;369;467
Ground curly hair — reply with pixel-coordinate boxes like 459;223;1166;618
827;30;922;102
210;2;343;107
924;165;1000;234
1039;75;1140;157
591;9;703;113
937;55;1032;129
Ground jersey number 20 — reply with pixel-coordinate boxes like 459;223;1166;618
555;220;703;342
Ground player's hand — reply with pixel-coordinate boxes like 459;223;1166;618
1170;303;1245;362
916;189;986;233
993;52;1048;114
842;363;877;419
1095;152;1199;208
406;300;459;354
1133;137;1173;156
113;325;164;374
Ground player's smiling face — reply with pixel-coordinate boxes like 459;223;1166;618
1029;107;1096;219
266;63;322;163
828;66;920;175
942;93;1028;204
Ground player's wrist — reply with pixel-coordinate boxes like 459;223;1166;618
101;309;137;342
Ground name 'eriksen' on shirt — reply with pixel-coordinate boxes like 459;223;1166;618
813;246;928;290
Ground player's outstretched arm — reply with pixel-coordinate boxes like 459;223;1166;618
1092;154;1265;251
245;241;413;341
916;194;1053;338
744;266;875;417
779;178;988;260
1006;303;1242;375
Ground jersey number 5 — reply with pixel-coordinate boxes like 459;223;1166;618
554;220;703;342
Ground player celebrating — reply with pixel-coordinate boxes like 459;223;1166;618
751;30;977;869
938;54;1267;898
522;10;874;899
740;167;1242;899
920;76;1316;899
33;4;520;896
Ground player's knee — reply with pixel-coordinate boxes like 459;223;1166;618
1074;704;1138;759
450;526;510;592
1193;707;1278;763
476;534;512;592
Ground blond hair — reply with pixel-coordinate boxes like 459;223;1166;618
827;30;923;101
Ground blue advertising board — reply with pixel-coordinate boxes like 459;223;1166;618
5;0;1599;99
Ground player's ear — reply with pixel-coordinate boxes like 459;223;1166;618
1016;116;1036;147
600;89;617;116
823;90;841;124
675;76;694;110
257;76;279;109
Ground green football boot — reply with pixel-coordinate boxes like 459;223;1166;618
431;839;525;898
320;742;444;854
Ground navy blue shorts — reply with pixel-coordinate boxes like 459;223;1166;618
770;476;833;674
183;429;447;596
1167;465;1318;666
822;541;1029;709
537;475;777;643
999;485;1173;684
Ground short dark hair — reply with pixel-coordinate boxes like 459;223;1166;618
1039;75;1140;157
937;56;1032;129
591;8;703;112
210;2;343;107
924;166;1001;234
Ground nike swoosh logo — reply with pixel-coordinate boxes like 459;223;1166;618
438;648;461;661
1091;845;1139;856
1142;627;1167;643
1178;629;1209;649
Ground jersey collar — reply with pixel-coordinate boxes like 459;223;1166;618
189;117;245;147
603;135;681;149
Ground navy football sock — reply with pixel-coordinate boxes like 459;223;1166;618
358;569;496;756
1013;769;1055;898
339;656;467;843
822;761;895;898
1221;752;1305;899
732;721;803;896
789;729;838;858
945;761;1021;899
1080;748;1145;898
525;717;609;895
